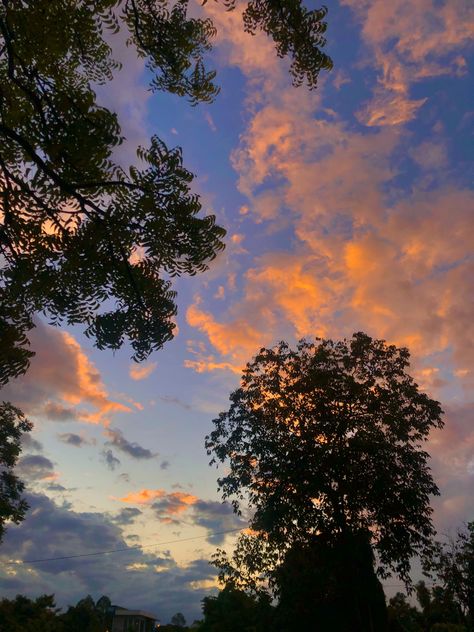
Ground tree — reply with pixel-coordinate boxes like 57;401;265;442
0;0;332;386
199;585;274;632
0;401;32;542
0;594;61;632
387;592;423;632
206;333;443;599
423;523;474;628
274;531;387;631
171;612;187;628
58;595;104;632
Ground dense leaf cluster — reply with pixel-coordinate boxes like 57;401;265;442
0;0;228;384
207;333;444;587
0;402;32;542
0;594;112;632
0;0;332;385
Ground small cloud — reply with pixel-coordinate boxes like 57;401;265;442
333;70;351;90
105;428;156;460
118;489;166;504
17;455;57;481
204;111;217;132
129;362;157;381
118;472;130;483
191;500;246;545
43;402;78;421
47;483;67;492
214;285;225;300
57;433;93;447
101;449;121;471
160;460;170;470
159;395;191;411
21;434;43;453
151;492;198;521
113;507;143;525
171;127;178;135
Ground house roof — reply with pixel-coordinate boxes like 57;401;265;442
113;607;157;621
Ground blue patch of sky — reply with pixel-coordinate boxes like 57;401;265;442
322;1;379;127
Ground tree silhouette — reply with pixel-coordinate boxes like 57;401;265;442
0;402;32;542
0;0;332;385
0;594;60;632
423;522;474;628
200;585;274;632
206;333;443;616
171;612;187;627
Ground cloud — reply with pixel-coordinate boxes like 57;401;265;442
159;396;192;411
183;0;474;538
113;507;143;526
0;493;217;622
1;321;134;426
118;489;244;543
151;492;199;522
341;0;474;127
129;362;157;381
191;500;246;545
101;449;121;471
118;489;167;505
16;455;56;482
57;433;93;448
21;434;43;453
104;428;156;460
119;489;198;512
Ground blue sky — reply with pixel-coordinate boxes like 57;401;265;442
1;0;473;623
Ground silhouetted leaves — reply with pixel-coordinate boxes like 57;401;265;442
423;522;474;627
0;0;332;384
0;402;32;542
206;333;444;593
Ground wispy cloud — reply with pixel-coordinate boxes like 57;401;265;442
129;362;157;381
105;428;156;460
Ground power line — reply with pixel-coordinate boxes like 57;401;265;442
4;527;243;566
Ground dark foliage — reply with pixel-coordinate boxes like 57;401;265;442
206;333;442;629
0;0;332;385
275;530;387;631
199;585;274;632
0;594;114;632
423;522;474;629
0;594;59;632
207;333;443;594
0;401;32;542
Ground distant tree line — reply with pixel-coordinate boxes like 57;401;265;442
1;534;473;632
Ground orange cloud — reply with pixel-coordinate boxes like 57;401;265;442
129;361;157;381
118;489;198;517
2;321;134;425
119;489;166;504
341;0;474;127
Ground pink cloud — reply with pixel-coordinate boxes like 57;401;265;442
129;362;157;381
342;0;474;127
2;321;134;425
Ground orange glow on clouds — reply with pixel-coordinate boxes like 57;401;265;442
129;361;157;381
119;489;198;513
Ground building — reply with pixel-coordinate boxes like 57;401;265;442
110;606;158;631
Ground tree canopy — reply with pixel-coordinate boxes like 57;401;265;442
423;522;474;627
0;0;332;386
206;333;444;591
0;402;32;542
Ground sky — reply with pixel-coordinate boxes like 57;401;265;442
0;0;473;624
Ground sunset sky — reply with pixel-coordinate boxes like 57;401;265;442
1;0;473;624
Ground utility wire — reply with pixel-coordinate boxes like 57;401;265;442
4;527;243;566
